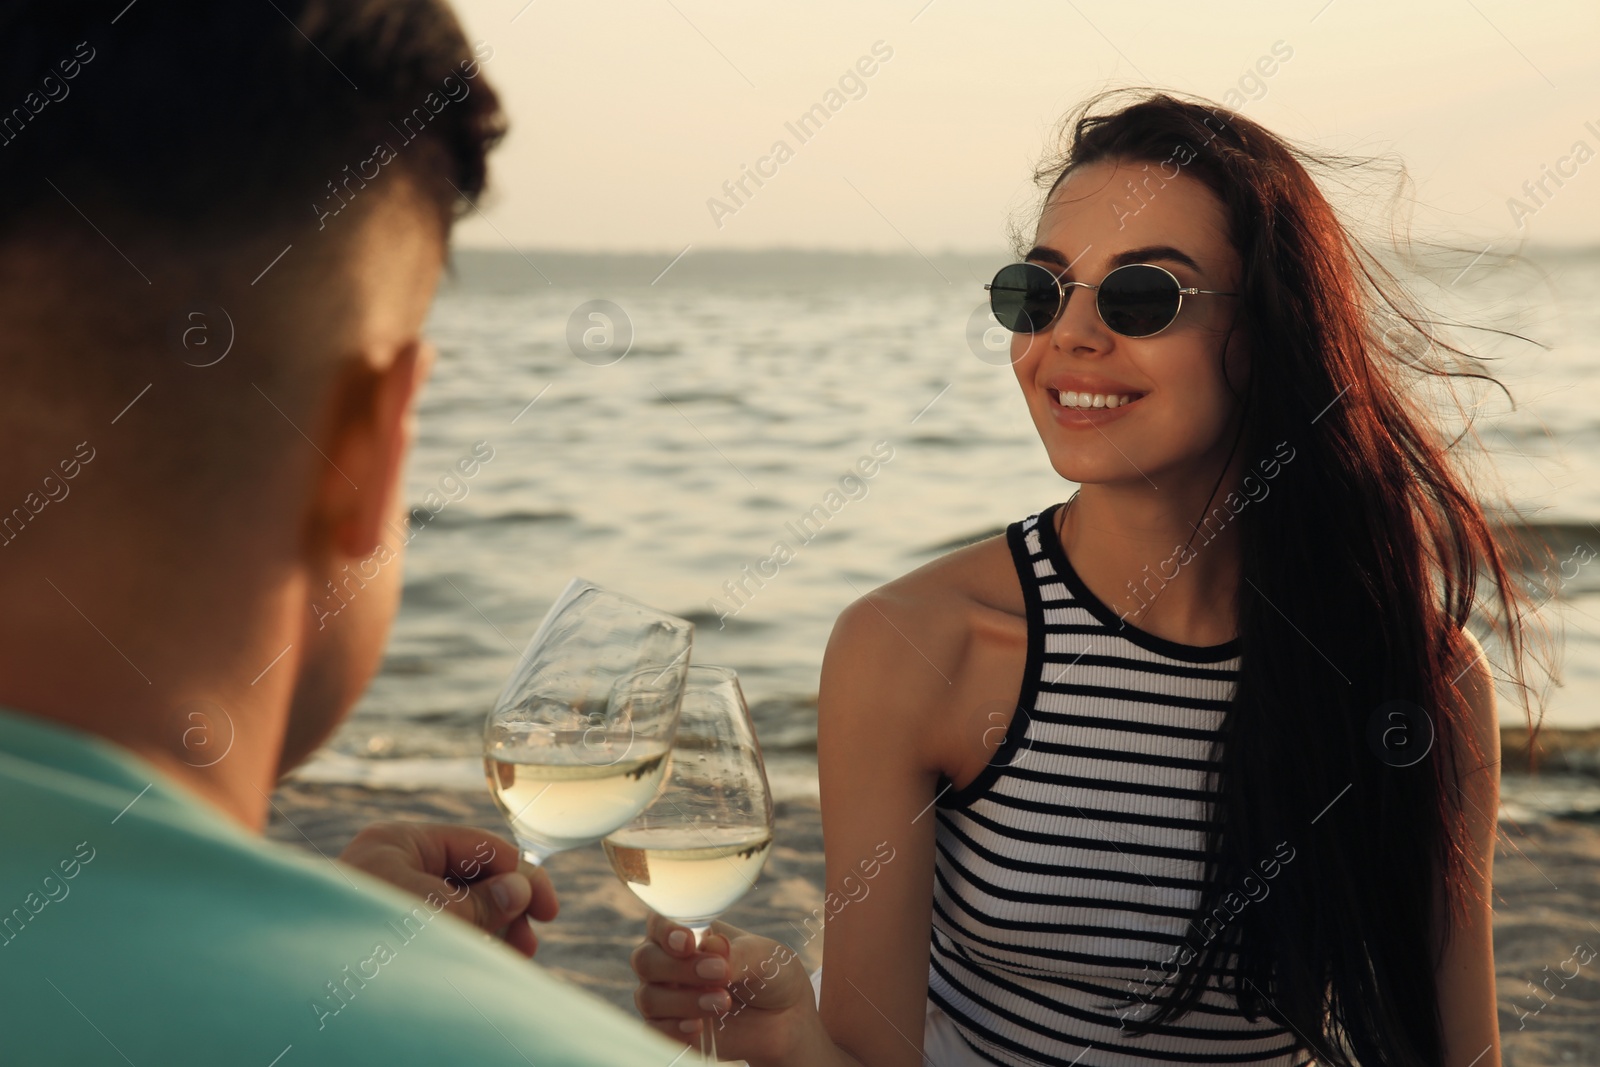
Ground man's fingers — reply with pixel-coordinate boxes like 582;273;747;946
340;822;565;950
500;915;540;957
401;822;523;883
524;862;559;923
377;864;531;935
340;822;525;890
367;863;473;918
468;871;532;930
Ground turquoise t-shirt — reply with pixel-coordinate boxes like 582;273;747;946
0;707;684;1066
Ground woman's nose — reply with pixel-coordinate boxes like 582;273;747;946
1050;283;1113;354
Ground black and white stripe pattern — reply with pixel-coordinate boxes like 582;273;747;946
927;506;1314;1067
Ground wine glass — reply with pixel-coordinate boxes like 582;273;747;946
603;665;775;1063
484;577;693;865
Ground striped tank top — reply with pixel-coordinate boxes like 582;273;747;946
927;504;1315;1067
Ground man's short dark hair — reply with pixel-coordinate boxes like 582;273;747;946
0;0;506;242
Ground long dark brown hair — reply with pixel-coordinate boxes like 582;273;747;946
1017;90;1552;1066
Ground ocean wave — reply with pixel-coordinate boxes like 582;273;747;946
912;526;1006;556
1502;725;1600;776
286;750;820;801
748;697;820;754
1494;520;1600;567
416;508;579;529
647;387;746;404
1499;773;1600;824
908;519;1598;564
676;608;774;632
287;753;487;792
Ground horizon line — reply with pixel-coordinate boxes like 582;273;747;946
449;240;1600;258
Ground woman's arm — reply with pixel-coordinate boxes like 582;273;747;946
1432;628;1502;1067
804;590;954;1067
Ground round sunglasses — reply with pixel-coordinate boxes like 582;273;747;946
985;261;1238;338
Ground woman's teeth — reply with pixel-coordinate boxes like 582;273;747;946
1056;390;1141;409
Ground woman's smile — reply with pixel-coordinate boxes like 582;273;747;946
1041;373;1149;427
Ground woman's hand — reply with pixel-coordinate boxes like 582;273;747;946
339;821;557;957
630;912;819;1065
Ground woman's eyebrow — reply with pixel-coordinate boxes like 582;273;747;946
1024;244;1204;274
1110;245;1203;273
1024;245;1070;267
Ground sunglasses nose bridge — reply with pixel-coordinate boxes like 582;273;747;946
1051;278;1115;344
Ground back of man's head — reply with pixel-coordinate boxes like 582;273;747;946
0;2;503;238
0;0;504;449
0;1;506;807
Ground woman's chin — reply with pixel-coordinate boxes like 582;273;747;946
1039;445;1142;488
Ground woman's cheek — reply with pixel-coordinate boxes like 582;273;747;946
1011;332;1040;374
1141;356;1226;455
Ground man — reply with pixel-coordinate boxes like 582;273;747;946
0;3;686;1063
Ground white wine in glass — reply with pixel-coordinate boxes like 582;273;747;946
603;665;775;1063
603;826;772;928
484;578;692;864
486;729;671;857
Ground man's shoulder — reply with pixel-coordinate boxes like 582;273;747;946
0;743;680;1066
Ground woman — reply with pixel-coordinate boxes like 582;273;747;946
631;91;1544;1067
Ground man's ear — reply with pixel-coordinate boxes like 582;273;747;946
316;338;435;560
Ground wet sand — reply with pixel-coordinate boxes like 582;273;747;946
267;779;1600;1065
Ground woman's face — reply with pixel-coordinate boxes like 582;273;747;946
1010;159;1249;490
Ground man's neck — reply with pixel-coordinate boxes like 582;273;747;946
0;573;305;832
2;676;298;831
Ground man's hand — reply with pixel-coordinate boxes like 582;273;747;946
340;822;557;957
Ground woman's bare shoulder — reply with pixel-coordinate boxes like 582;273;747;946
821;531;1024;717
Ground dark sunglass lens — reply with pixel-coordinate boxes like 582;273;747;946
1098;264;1181;337
989;263;1061;333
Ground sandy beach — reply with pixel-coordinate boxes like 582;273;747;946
267;743;1600;1065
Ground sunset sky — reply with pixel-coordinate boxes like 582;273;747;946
447;0;1600;254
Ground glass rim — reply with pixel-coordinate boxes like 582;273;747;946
489;576;695;718
549;576;695;626
513;575;695;671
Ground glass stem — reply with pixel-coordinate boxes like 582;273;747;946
689;924;718;1063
